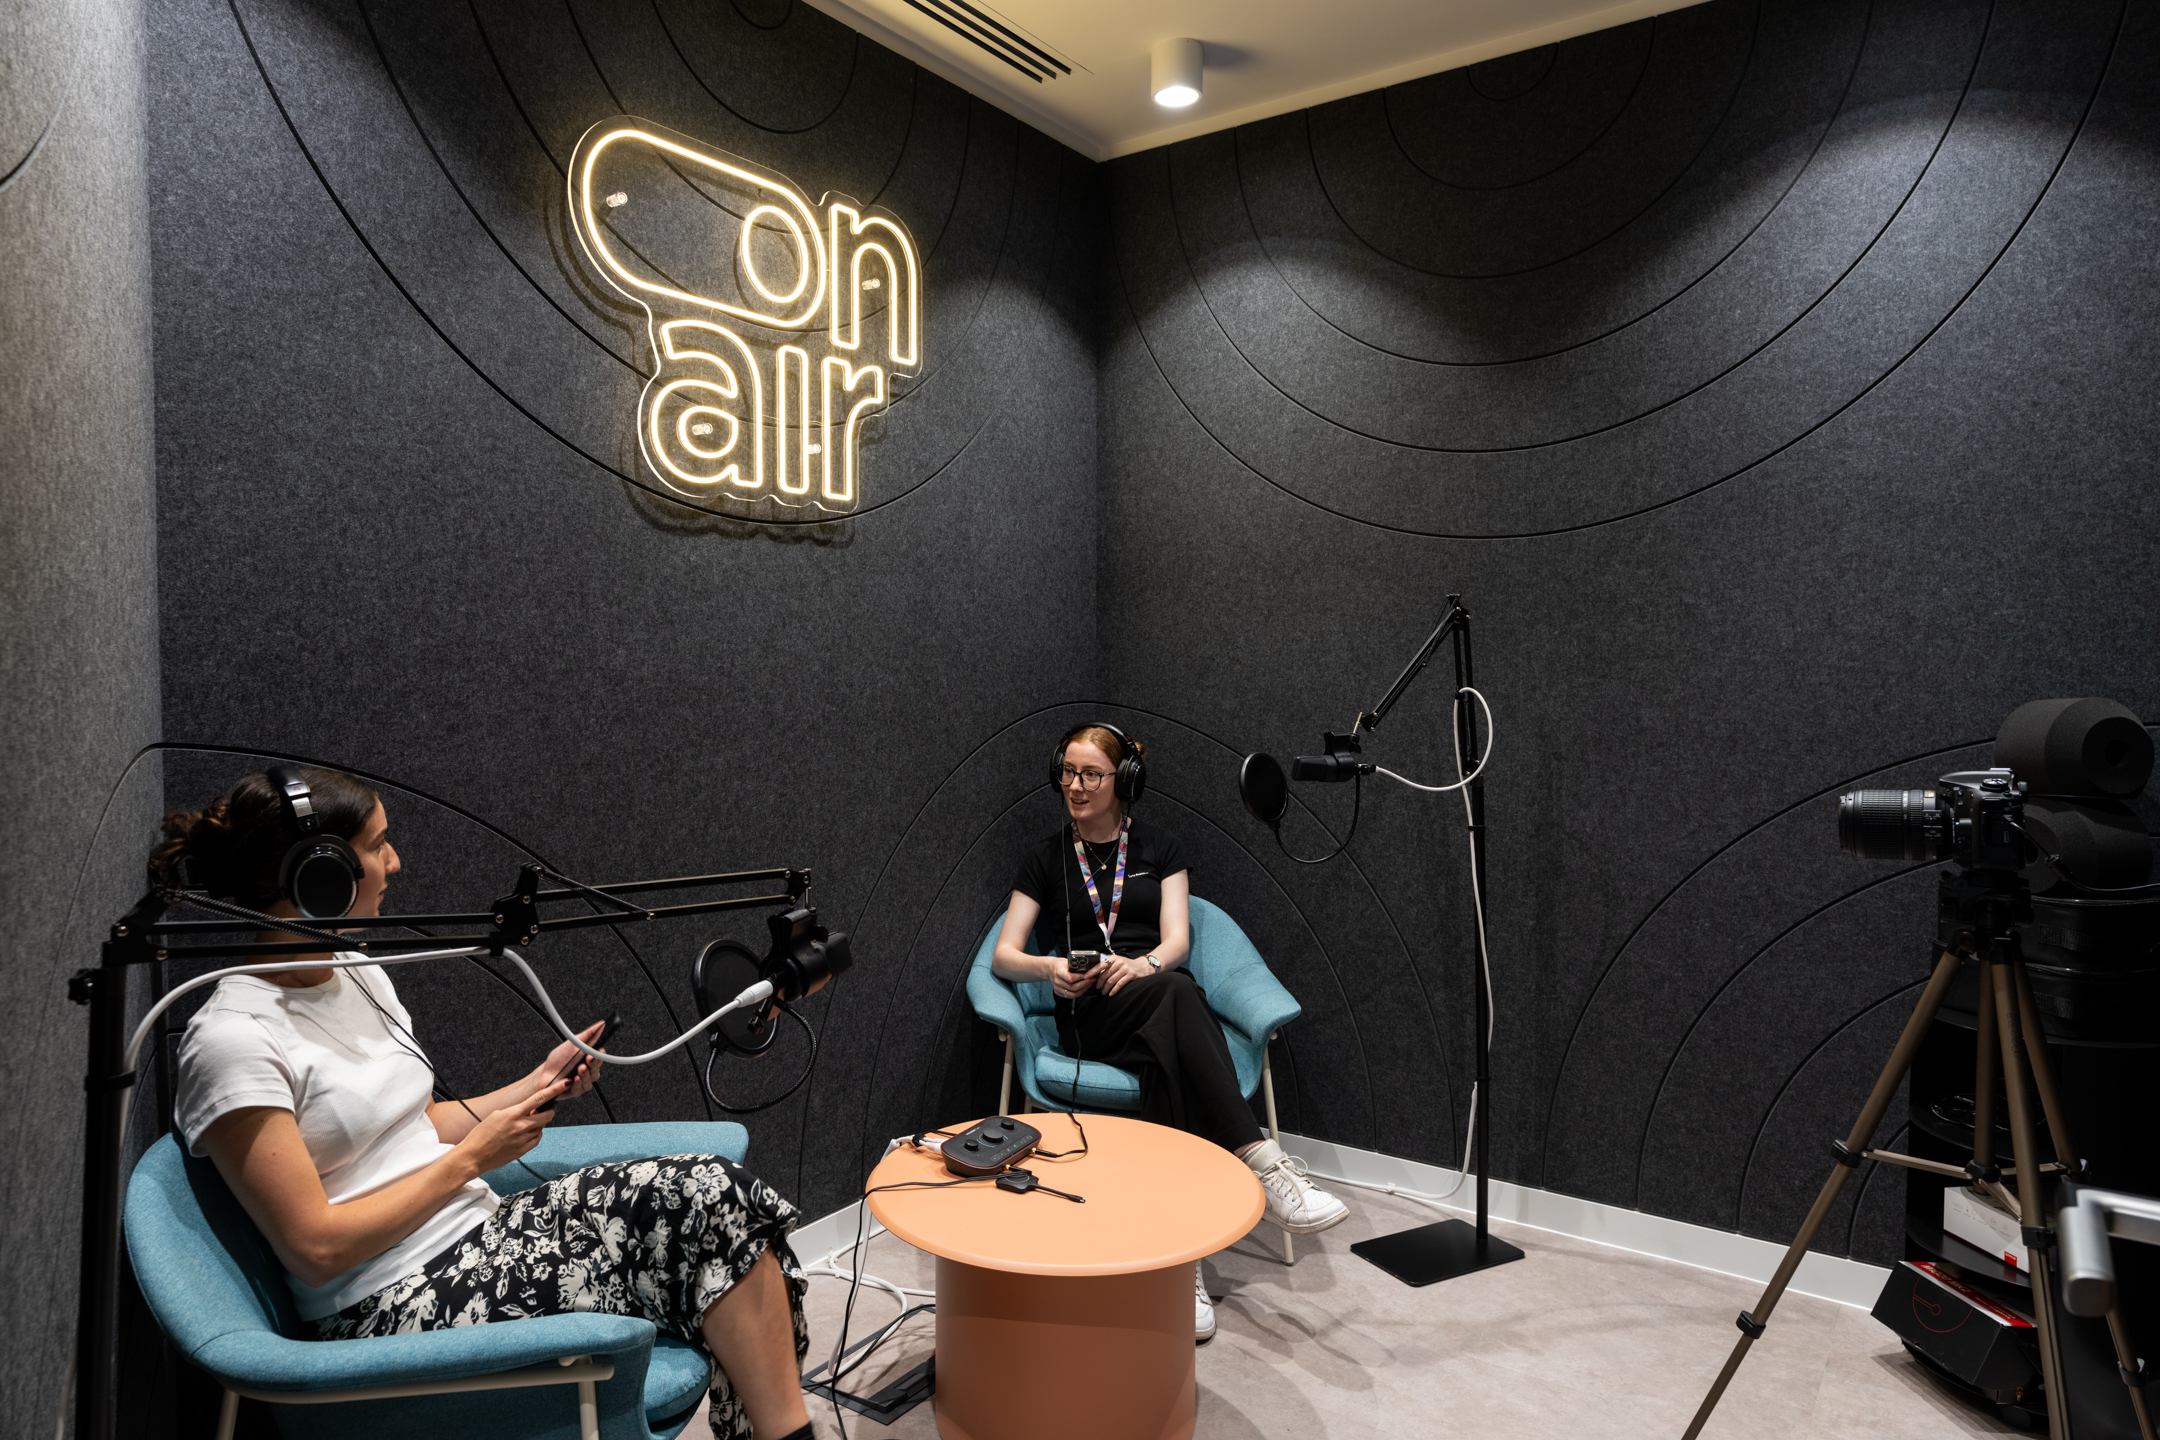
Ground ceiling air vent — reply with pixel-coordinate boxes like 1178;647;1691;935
898;0;1072;83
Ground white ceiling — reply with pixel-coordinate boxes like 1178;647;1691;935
803;0;1703;161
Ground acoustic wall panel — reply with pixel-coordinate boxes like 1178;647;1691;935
0;0;161;1432
135;0;2160;1307
146;0;1100;1226
1099;0;2160;1265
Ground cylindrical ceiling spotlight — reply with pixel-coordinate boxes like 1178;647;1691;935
1151;37;1202;108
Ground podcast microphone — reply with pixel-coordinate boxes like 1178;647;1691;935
1291;730;1371;783
1240;731;1371;828
692;905;852;1057
763;905;853;1001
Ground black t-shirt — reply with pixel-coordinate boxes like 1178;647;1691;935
1011;817;1191;958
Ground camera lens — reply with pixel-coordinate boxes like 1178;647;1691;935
1838;788;1946;861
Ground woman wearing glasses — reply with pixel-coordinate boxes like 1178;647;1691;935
991;724;1348;1343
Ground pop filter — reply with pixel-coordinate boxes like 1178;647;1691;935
693;939;779;1057
1240;753;1289;827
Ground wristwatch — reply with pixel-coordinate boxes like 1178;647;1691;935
1146;955;1161;973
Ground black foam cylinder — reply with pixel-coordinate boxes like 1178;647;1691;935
2019;797;2154;891
1995;698;2152;797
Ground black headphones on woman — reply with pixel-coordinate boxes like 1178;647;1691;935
267;766;365;919
1049;722;1148;805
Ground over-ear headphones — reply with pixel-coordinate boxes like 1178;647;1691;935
267;766;364;919
1049;723;1148;806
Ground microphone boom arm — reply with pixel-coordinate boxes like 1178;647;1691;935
72;857;833;1440
1359;600;1467;734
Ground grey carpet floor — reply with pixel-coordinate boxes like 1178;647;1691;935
704;1187;2018;1438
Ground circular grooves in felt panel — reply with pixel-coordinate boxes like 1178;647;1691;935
1110;0;2128;536
224;0;1079;526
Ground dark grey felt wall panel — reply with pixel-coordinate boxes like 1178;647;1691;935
133;0;2160;1307
145;0;1099;1232
0;0;161;1431
1099;0;2160;1264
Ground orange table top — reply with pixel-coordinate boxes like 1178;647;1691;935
864;1114;1265;1277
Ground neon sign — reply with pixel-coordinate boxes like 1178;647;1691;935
568;119;922;515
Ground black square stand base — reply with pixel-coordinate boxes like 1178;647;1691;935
804;1356;934;1424
1351;1219;1526;1287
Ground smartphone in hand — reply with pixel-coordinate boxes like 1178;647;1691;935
538;1012;618;1112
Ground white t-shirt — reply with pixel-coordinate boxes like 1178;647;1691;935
175;961;499;1320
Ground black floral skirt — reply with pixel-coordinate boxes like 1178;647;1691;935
314;1155;807;1440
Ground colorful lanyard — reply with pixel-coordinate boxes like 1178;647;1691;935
1072;817;1130;947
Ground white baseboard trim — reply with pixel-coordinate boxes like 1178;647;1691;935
792;1199;882;1273
1276;1131;1891;1310
781;1132;1892;1312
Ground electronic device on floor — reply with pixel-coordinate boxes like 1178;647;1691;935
1871;1261;2038;1417
942;1117;1039;1176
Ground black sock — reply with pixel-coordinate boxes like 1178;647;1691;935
772;1426;813;1440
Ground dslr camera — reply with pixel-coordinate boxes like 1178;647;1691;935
1839;770;2028;872
1838;698;2154;891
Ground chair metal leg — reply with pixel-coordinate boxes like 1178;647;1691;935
1262;1041;1283;1143
577;1377;598;1440
215;1389;239;1440
999;1032;1014;1116
1262;1041;1295;1265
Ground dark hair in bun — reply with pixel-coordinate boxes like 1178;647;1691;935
148;768;381;906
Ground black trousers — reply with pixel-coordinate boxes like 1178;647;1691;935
1058;968;1264;1152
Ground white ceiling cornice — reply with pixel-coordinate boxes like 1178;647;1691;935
802;0;1711;163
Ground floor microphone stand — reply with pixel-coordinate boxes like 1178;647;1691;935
1337;596;1526;1286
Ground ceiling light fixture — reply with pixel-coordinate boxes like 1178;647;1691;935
1151;38;1202;108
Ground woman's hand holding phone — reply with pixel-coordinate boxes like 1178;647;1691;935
532;1016;614;1114
1051;952;1100;1000
460;1081;569;1173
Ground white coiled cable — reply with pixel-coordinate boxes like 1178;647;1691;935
124;945;775;1080
1364;683;1497;1201
1371;685;1493;794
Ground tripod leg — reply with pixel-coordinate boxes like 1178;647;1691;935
2105;1305;2157;1440
1973;960;1996;1173
1994;956;2075;1440
2012;956;2080;1170
1680;948;1963;1440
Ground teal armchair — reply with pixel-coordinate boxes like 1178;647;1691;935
125;1120;748;1440
965;896;1307;1260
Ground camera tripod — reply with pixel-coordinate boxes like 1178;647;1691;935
1682;868;2154;1440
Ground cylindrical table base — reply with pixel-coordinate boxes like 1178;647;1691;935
933;1256;1193;1440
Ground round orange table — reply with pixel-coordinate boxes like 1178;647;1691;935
865;1113;1263;1440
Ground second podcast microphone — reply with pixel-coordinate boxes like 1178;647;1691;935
1291;730;1372;783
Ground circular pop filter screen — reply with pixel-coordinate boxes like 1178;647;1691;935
694;939;777;1056
1240;753;1289;827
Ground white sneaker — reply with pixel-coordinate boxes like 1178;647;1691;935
1245;1139;1349;1234
1194;1262;1216;1342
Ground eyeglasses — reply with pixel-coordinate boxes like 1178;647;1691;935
1059;765;1110;792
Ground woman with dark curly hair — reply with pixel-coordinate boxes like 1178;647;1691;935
156;767;813;1440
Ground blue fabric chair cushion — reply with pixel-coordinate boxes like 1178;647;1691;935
967;897;1301;1116
482;1120;750;1195
125;1125;740;1438
642;1338;711;1426
1029;1044;1144;1110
